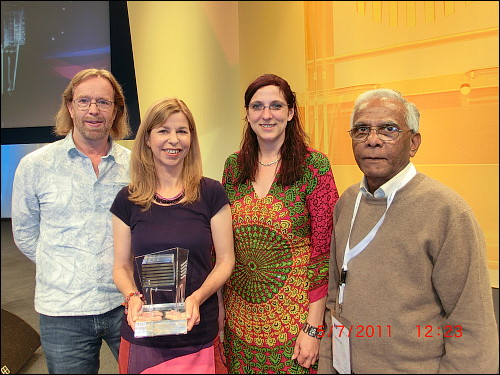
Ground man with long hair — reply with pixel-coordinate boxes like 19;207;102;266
12;68;132;373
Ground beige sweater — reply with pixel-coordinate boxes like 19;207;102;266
318;173;498;374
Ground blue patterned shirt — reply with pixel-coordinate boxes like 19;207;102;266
11;132;131;316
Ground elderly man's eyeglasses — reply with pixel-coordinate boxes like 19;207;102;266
248;103;289;112
73;97;114;111
348;125;410;142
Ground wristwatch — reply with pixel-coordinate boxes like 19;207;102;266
302;322;322;339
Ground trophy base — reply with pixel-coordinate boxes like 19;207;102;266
134;303;187;338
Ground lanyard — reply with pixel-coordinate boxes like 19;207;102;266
337;166;417;314
337;190;396;312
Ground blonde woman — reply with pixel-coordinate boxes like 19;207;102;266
111;98;234;374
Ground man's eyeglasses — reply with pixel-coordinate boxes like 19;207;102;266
73;97;114;111
348;125;411;142
248;103;289;112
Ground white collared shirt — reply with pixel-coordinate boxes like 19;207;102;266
359;162;417;199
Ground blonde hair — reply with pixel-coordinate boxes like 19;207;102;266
129;98;203;211
54;68;131;139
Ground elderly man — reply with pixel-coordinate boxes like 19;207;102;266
318;88;498;373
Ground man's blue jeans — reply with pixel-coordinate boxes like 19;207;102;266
39;305;124;374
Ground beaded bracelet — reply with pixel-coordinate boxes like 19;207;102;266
122;292;145;314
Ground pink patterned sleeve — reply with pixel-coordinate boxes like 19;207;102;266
306;151;339;302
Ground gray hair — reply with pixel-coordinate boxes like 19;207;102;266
350;88;420;132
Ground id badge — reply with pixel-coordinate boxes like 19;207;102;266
331;312;352;374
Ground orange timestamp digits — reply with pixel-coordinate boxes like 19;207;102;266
317;324;392;338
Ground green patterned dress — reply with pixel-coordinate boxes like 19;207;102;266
222;148;338;374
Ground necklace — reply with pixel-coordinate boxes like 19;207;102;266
153;190;185;205
258;158;281;167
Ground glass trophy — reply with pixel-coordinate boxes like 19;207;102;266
134;247;189;338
